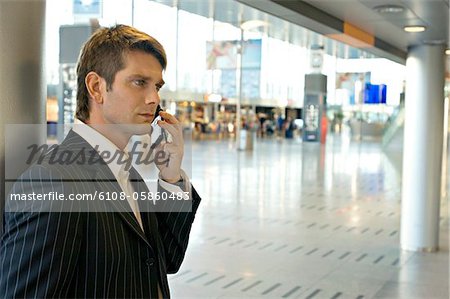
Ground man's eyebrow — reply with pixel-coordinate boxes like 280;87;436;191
127;74;150;80
127;74;164;86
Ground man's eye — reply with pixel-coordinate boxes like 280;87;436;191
133;80;146;87
156;85;163;91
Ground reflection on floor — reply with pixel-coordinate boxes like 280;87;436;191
169;134;449;299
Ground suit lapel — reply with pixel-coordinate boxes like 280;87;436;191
94;169;153;247
64;130;154;249
129;167;160;248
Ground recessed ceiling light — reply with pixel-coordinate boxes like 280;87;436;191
404;26;426;33
446;49;450;55
374;5;405;14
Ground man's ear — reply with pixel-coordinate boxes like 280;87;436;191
85;71;105;104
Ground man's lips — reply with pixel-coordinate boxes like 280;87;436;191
139;113;155;117
138;113;154;119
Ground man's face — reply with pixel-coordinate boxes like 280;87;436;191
98;50;164;129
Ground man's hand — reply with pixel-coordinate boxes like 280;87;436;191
153;111;184;183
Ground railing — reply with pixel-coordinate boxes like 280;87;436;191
382;105;405;148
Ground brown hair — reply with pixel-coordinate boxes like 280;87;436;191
75;24;167;122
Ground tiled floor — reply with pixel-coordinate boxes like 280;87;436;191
168;132;449;299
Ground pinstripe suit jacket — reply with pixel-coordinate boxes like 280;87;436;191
0;130;201;298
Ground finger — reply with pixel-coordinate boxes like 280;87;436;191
163;143;183;156
157;120;181;138
159;111;179;124
152;143;170;167
157;123;183;146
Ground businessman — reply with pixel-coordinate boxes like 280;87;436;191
0;24;201;298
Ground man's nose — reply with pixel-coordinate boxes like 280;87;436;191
144;89;160;105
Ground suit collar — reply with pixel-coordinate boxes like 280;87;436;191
62;130;154;250
71;121;132;177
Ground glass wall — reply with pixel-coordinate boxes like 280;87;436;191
134;0;177;91
45;0;406;140
177;10;213;94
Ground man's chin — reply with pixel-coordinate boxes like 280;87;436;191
111;123;151;136
130;124;152;136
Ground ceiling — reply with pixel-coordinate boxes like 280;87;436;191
304;0;449;50
154;0;378;58
239;0;449;66
154;0;449;68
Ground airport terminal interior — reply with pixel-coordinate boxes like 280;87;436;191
170;133;449;299
2;0;450;298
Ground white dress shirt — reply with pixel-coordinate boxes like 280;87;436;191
72;119;184;299
73;119;144;230
72;119;190;230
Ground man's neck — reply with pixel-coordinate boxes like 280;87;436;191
85;120;130;150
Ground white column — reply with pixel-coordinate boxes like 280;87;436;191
236;28;244;150
0;0;46;232
401;44;446;252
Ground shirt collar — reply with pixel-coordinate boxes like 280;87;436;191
73;118;130;179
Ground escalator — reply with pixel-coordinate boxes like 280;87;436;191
382;106;405;174
382;105;404;150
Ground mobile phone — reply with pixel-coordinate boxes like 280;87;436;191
153;105;164;122
151;105;168;145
